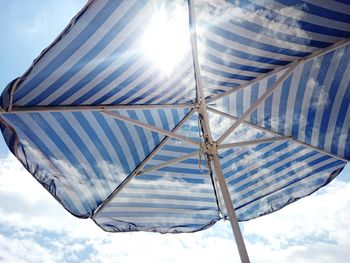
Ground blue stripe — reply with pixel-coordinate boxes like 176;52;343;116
305;51;334;144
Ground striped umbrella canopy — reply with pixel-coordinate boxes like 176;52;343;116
1;1;350;262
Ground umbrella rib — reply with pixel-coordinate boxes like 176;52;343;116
139;151;199;175
92;108;195;218
207;107;349;163
218;136;291;150
1;103;194;114
216;61;301;145
101;110;199;146
207;37;350;104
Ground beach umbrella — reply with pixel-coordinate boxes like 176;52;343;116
1;1;350;262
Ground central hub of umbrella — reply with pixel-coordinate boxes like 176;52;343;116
204;141;218;158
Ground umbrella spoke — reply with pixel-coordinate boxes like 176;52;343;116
208;107;350;163
216;61;301;145
101;110;199;146
207;37;350;104
2;103;194;114
92;108;196;218
218;136;291;150
139;151;199;175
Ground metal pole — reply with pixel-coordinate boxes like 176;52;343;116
1;103;194;114
211;150;250;263
188;1;250;262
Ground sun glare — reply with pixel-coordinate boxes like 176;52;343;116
142;7;190;75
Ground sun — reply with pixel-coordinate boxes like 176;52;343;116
142;6;190;75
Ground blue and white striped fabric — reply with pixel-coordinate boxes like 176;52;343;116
195;0;350;97
217;140;344;221
0;108;190;217
0;0;349;233
94;114;222;233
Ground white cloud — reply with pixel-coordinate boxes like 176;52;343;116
0;154;349;262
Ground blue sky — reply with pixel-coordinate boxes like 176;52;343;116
0;1;350;262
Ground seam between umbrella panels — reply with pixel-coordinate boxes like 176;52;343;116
206;37;350;104
207;107;350;163
91;108;196;219
6;0;95;111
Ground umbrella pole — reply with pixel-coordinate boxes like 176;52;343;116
211;150;250;263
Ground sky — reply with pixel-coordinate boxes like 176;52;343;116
0;1;350;262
